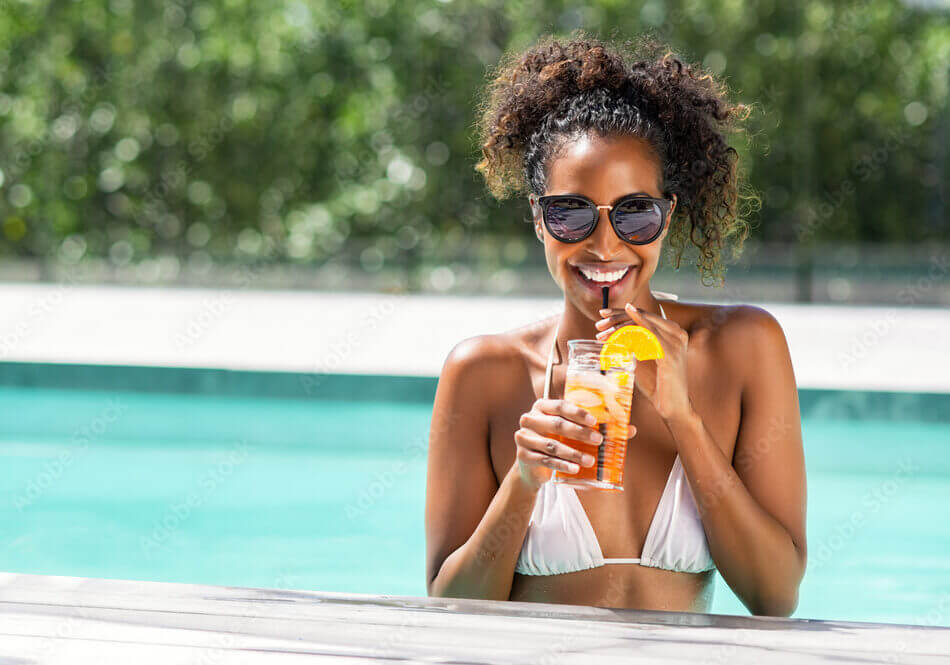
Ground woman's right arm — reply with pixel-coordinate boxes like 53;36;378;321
425;335;603;600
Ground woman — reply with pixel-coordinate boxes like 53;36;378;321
425;34;806;616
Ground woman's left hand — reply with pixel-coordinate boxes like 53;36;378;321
595;303;694;424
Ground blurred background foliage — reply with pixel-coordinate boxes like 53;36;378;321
0;0;947;299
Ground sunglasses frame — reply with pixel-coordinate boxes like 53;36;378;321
532;192;674;245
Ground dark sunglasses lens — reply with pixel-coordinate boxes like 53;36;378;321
546;197;595;241
614;198;663;242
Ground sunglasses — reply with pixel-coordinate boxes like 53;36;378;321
531;193;674;245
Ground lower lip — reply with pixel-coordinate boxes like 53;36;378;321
572;265;635;299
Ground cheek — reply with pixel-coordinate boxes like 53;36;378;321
639;241;664;273
620;243;661;275
543;244;563;286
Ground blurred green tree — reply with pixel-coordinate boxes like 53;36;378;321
0;0;946;277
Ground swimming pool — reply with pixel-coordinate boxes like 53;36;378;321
2;381;948;627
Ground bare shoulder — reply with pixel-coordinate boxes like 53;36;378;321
711;304;788;350
450;313;556;363
440;315;554;401
439;329;523;400
677;301;791;375
433;327;534;456
443;330;521;374
671;300;783;341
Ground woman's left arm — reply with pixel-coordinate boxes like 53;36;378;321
603;304;807;617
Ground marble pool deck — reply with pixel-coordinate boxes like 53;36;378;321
1;572;948;664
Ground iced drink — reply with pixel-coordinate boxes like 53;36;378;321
552;339;635;491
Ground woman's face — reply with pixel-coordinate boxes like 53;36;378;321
530;131;676;320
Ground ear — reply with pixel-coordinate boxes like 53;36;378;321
529;194;544;242
659;193;676;242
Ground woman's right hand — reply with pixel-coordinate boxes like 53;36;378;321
514;398;606;491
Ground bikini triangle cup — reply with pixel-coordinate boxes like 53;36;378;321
514;291;717;576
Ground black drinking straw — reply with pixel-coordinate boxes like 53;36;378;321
597;286;609;481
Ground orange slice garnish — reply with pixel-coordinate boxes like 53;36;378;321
599;325;664;371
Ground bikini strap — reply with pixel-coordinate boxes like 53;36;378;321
653;289;674;321
543;319;559;400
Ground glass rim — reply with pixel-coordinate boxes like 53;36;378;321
566;339;637;368
567;338;603;347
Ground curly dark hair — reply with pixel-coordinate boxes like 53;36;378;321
474;31;758;286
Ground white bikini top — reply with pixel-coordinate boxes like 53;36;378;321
514;292;716;576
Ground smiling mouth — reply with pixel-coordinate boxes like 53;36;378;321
572;265;635;287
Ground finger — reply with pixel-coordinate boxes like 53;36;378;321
520;411;604;445
595;313;629;329
521;449;581;475
595;321;635;340
517;430;594;468
623;305;681;347
597;317;646;340
624;303;681;336
535;399;599;428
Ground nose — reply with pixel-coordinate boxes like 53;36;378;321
586;205;623;258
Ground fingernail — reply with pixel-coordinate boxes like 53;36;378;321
587;414;597;425
582;455;595;467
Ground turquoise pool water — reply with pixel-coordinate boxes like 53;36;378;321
2;385;948;627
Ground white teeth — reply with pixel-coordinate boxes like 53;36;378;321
578;266;629;283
